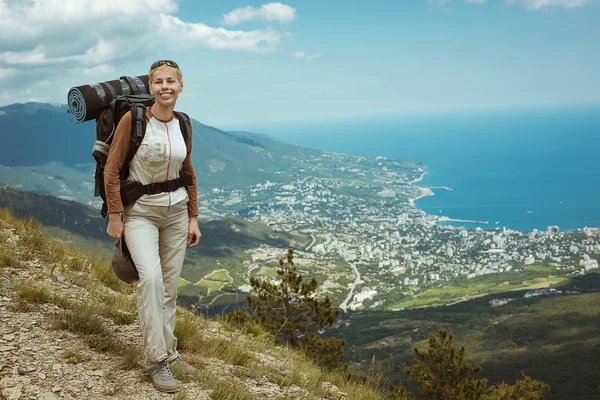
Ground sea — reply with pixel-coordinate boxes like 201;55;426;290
243;104;600;232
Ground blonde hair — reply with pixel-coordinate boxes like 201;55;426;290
148;64;184;86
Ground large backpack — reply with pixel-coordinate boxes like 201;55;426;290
92;86;192;219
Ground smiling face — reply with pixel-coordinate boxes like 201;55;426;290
149;67;183;108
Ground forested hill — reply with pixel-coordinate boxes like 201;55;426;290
0;102;321;190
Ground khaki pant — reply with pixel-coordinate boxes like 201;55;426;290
124;200;189;364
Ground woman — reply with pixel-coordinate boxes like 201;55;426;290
104;60;201;393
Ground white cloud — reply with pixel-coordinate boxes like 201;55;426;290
0;67;17;80
223;2;296;25
0;0;290;87
294;51;323;60
82;64;116;76
159;15;287;53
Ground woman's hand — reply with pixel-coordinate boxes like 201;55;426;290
107;213;124;247
188;217;201;248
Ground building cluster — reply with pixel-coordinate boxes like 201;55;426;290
199;151;600;310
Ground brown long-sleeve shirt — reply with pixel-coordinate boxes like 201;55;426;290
103;108;198;217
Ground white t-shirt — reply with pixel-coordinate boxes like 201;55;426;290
127;115;189;207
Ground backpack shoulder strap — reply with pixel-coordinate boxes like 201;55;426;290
121;105;147;178
173;111;192;184
174;111;191;141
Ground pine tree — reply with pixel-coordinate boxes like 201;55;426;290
404;329;488;400
395;329;550;400
484;376;551;400
239;248;345;370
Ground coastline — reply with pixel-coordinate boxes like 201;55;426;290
408;186;434;207
408;173;425;185
407;170;431;206
407;170;490;227
406;169;583;231
407;169;436;207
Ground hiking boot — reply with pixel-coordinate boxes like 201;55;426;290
149;361;179;392
169;355;198;375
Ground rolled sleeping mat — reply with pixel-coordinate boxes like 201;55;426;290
67;75;150;123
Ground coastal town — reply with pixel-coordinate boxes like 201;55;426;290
198;151;600;311
4;136;597;311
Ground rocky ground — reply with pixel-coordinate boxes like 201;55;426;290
0;213;373;400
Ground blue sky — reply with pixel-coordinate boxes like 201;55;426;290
0;0;598;128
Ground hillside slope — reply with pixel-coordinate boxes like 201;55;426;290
0;102;321;191
0;186;310;309
0;209;377;400
334;274;600;400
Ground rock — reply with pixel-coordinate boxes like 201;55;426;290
0;377;16;389
0;346;14;352
69;386;81;393
89;370;104;377
0;377;30;388
320;381;340;393
51;386;61;393
37;372;46;380
285;385;303;395
1;384;23;400
24;385;40;395
3;334;16;341
37;392;58;400
51;364;62;371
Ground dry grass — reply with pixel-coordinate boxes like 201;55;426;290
18;282;53;304
99;306;136;325
90;254;131;294
217;312;266;338
7;299;33;313
51;302;107;336
17;280;73;309
173;389;191;400
60;348;89;365
103;292;136;313
118;345;143;370
83;334;122;354
195;371;255;400
1;208;384;400
210;381;255;400
174;309;208;352
0;250;15;268
222;343;254;367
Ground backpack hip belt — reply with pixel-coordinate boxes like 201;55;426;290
143;174;193;195
120;173;192;206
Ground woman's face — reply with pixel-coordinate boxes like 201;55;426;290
150;69;182;108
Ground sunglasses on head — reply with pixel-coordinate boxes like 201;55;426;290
150;60;180;70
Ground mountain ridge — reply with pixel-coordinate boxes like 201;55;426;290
0;102;323;189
